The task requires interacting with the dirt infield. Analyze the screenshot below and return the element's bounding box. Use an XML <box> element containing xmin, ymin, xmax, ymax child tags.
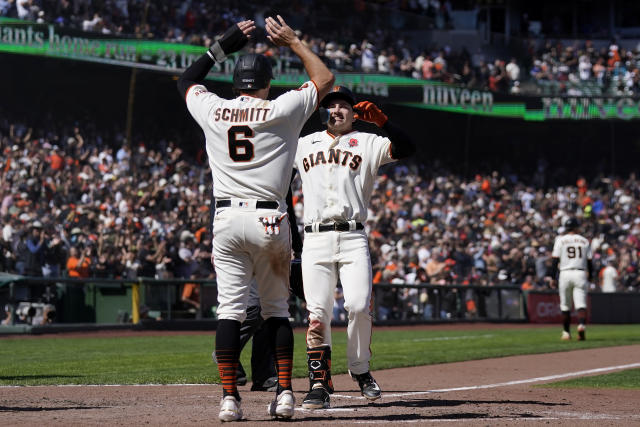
<box><xmin>1</xmin><ymin>327</ymin><xmax>639</xmax><ymax>426</ymax></box>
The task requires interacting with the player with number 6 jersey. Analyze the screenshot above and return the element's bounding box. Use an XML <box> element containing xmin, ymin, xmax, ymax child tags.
<box><xmin>550</xmin><ymin>217</ymin><xmax>592</xmax><ymax>341</ymax></box>
<box><xmin>177</xmin><ymin>16</ymin><xmax>334</xmax><ymax>422</ymax></box>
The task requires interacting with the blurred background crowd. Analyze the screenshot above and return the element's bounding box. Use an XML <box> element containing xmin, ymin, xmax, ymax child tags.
<box><xmin>2</xmin><ymin>113</ymin><xmax>638</xmax><ymax>294</ymax></box>
<box><xmin>5</xmin><ymin>0</ymin><xmax>640</xmax><ymax>96</ymax></box>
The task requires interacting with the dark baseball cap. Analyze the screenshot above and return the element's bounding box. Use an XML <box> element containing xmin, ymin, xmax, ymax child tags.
<box><xmin>321</xmin><ymin>85</ymin><xmax>356</xmax><ymax>108</ymax></box>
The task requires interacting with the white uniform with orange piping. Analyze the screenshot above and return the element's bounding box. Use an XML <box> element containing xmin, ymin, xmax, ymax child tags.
<box><xmin>185</xmin><ymin>81</ymin><xmax>318</xmax><ymax>322</ymax></box>
<box><xmin>294</xmin><ymin>129</ymin><xmax>394</xmax><ymax>374</ymax></box>
<box><xmin>552</xmin><ymin>233</ymin><xmax>591</xmax><ymax>312</ymax></box>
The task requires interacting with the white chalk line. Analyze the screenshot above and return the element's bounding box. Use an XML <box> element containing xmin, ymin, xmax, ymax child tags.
<box><xmin>333</xmin><ymin>361</ymin><xmax>640</xmax><ymax>399</ymax></box>
<box><xmin>349</xmin><ymin>410</ymin><xmax>640</xmax><ymax>424</ymax></box>
<box><xmin>2</xmin><ymin>362</ymin><xmax>639</xmax><ymax>399</ymax></box>
<box><xmin>411</xmin><ymin>334</ymin><xmax>495</xmax><ymax>342</ymax></box>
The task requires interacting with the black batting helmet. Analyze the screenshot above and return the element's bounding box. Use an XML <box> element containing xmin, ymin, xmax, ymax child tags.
<box><xmin>321</xmin><ymin>85</ymin><xmax>356</xmax><ymax>108</ymax></box>
<box><xmin>564</xmin><ymin>217</ymin><xmax>580</xmax><ymax>231</ymax></box>
<box><xmin>232</xmin><ymin>53</ymin><xmax>273</xmax><ymax>90</ymax></box>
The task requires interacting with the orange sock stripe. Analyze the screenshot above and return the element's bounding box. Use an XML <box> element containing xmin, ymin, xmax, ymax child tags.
<box><xmin>216</xmin><ymin>348</ymin><xmax>239</xmax><ymax>396</ymax></box>
<box><xmin>275</xmin><ymin>346</ymin><xmax>293</xmax><ymax>389</ymax></box>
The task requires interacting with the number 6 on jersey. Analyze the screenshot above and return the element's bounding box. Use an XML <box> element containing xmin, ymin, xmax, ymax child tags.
<box><xmin>228</xmin><ymin>125</ymin><xmax>254</xmax><ymax>161</ymax></box>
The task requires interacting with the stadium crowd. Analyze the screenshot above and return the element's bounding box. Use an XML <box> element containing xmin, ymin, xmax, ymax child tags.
<box><xmin>1</xmin><ymin>114</ymin><xmax>639</xmax><ymax>296</ymax></box>
<box><xmin>1</xmin><ymin>0</ymin><xmax>518</xmax><ymax>93</ymax></box>
<box><xmin>9</xmin><ymin>1</ymin><xmax>640</xmax><ymax>96</ymax></box>
<box><xmin>528</xmin><ymin>39</ymin><xmax>640</xmax><ymax>96</ymax></box>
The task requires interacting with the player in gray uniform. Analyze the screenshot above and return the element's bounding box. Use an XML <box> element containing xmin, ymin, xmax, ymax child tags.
<box><xmin>293</xmin><ymin>86</ymin><xmax>415</xmax><ymax>409</ymax></box>
<box><xmin>550</xmin><ymin>217</ymin><xmax>592</xmax><ymax>341</ymax></box>
<box><xmin>178</xmin><ymin>17</ymin><xmax>334</xmax><ymax>421</ymax></box>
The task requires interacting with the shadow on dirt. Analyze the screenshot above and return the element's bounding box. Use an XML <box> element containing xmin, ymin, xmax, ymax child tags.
<box><xmin>0</xmin><ymin>406</ymin><xmax>105</xmax><ymax>412</ymax></box>
<box><xmin>338</xmin><ymin>398</ymin><xmax>569</xmax><ymax>409</ymax></box>
<box><xmin>294</xmin><ymin>399</ymin><xmax>570</xmax><ymax>422</ymax></box>
<box><xmin>295</xmin><ymin>412</ymin><xmax>549</xmax><ymax>422</ymax></box>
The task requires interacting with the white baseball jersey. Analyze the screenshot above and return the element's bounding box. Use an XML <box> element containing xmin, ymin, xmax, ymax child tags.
<box><xmin>186</xmin><ymin>82</ymin><xmax>318</xmax><ymax>203</ymax></box>
<box><xmin>294</xmin><ymin>130</ymin><xmax>394</xmax><ymax>224</ymax></box>
<box><xmin>552</xmin><ymin>234</ymin><xmax>591</xmax><ymax>271</ymax></box>
<box><xmin>295</xmin><ymin>128</ymin><xmax>395</xmax><ymax>375</ymax></box>
<box><xmin>185</xmin><ymin>81</ymin><xmax>318</xmax><ymax>322</ymax></box>
<box><xmin>552</xmin><ymin>233</ymin><xmax>591</xmax><ymax>312</ymax></box>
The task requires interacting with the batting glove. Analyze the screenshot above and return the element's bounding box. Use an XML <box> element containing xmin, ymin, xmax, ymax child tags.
<box><xmin>354</xmin><ymin>101</ymin><xmax>388</xmax><ymax>127</ymax></box>
<box><xmin>259</xmin><ymin>214</ymin><xmax>287</xmax><ymax>235</ymax></box>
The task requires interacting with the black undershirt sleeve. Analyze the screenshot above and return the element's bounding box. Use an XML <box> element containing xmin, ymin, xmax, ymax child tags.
<box><xmin>177</xmin><ymin>53</ymin><xmax>215</xmax><ymax>99</ymax></box>
<box><xmin>383</xmin><ymin>120</ymin><xmax>416</xmax><ymax>159</ymax></box>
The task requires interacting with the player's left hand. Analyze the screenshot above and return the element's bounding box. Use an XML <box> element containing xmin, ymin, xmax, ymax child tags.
<box><xmin>354</xmin><ymin>101</ymin><xmax>388</xmax><ymax>127</ymax></box>
<box><xmin>210</xmin><ymin>20</ymin><xmax>255</xmax><ymax>62</ymax></box>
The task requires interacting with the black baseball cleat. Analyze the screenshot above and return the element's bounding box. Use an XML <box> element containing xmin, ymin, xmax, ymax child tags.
<box><xmin>302</xmin><ymin>386</ymin><xmax>330</xmax><ymax>409</ymax></box>
<box><xmin>351</xmin><ymin>371</ymin><xmax>382</xmax><ymax>401</ymax></box>
<box><xmin>577</xmin><ymin>324</ymin><xmax>586</xmax><ymax>341</ymax></box>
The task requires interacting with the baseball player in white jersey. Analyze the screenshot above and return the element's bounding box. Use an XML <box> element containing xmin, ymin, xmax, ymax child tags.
<box><xmin>294</xmin><ymin>86</ymin><xmax>415</xmax><ymax>409</ymax></box>
<box><xmin>177</xmin><ymin>17</ymin><xmax>334</xmax><ymax>422</ymax></box>
<box><xmin>551</xmin><ymin>217</ymin><xmax>593</xmax><ymax>341</ymax></box>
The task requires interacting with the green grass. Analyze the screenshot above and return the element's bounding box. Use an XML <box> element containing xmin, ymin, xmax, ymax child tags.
<box><xmin>541</xmin><ymin>368</ymin><xmax>640</xmax><ymax>389</ymax></box>
<box><xmin>1</xmin><ymin>324</ymin><xmax>639</xmax><ymax>386</ymax></box>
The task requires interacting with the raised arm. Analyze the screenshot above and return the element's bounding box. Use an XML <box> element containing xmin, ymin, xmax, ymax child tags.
<box><xmin>177</xmin><ymin>20</ymin><xmax>256</xmax><ymax>99</ymax></box>
<box><xmin>353</xmin><ymin>101</ymin><xmax>416</xmax><ymax>159</ymax></box>
<box><xmin>265</xmin><ymin>15</ymin><xmax>335</xmax><ymax>102</ymax></box>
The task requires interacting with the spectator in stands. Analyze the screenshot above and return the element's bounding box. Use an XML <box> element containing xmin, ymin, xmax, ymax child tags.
<box><xmin>181</xmin><ymin>277</ymin><xmax>200</xmax><ymax>314</ymax></box>
<box><xmin>42</xmin><ymin>231</ymin><xmax>66</xmax><ymax>278</ymax></box>
<box><xmin>361</xmin><ymin>42</ymin><xmax>376</xmax><ymax>73</ymax></box>
<box><xmin>25</xmin><ymin>221</ymin><xmax>45</xmax><ymax>276</ymax></box>
<box><xmin>506</xmin><ymin>58</ymin><xmax>520</xmax><ymax>83</ymax></box>
<box><xmin>66</xmin><ymin>246</ymin><xmax>91</xmax><ymax>278</ymax></box>
<box><xmin>600</xmin><ymin>259</ymin><xmax>619</xmax><ymax>293</ymax></box>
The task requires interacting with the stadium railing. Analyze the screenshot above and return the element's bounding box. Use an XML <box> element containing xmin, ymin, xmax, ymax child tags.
<box><xmin>0</xmin><ymin>276</ymin><xmax>529</xmax><ymax>329</ymax></box>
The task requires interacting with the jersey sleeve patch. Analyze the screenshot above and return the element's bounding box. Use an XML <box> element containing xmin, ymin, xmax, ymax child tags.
<box><xmin>185</xmin><ymin>84</ymin><xmax>218</xmax><ymax>129</ymax></box>
<box><xmin>186</xmin><ymin>84</ymin><xmax>208</xmax><ymax>101</ymax></box>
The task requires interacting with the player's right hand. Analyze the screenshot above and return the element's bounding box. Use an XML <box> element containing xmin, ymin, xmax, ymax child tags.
<box><xmin>265</xmin><ymin>15</ymin><xmax>298</xmax><ymax>47</ymax></box>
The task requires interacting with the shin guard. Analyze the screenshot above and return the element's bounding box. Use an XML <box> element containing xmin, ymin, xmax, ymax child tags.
<box><xmin>307</xmin><ymin>346</ymin><xmax>334</xmax><ymax>393</ymax></box>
